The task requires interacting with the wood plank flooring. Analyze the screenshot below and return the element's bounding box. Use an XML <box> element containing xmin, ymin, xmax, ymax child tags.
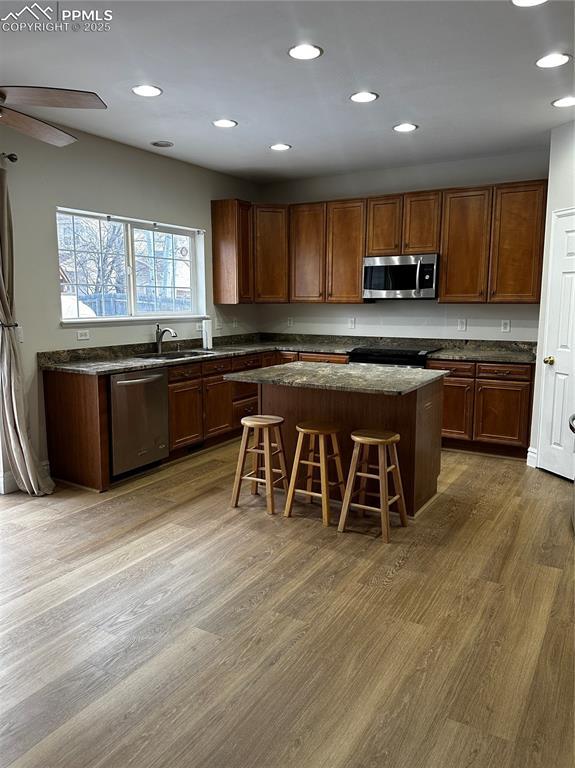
<box><xmin>0</xmin><ymin>442</ymin><xmax>573</xmax><ymax>768</ymax></box>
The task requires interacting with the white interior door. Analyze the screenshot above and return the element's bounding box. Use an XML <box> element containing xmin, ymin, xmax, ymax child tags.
<box><xmin>538</xmin><ymin>207</ymin><xmax>575</xmax><ymax>480</ymax></box>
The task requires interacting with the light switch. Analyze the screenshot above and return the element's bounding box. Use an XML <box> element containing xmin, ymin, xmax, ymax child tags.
<box><xmin>457</xmin><ymin>319</ymin><xmax>467</xmax><ymax>332</ymax></box>
<box><xmin>348</xmin><ymin>317</ymin><xmax>356</xmax><ymax>329</ymax></box>
<box><xmin>501</xmin><ymin>320</ymin><xmax>511</xmax><ymax>333</ymax></box>
<box><xmin>77</xmin><ymin>329</ymin><xmax>90</xmax><ymax>341</ymax></box>
<box><xmin>287</xmin><ymin>317</ymin><xmax>294</xmax><ymax>327</ymax></box>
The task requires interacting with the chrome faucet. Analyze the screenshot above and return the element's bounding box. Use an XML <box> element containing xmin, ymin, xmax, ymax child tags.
<box><xmin>155</xmin><ymin>324</ymin><xmax>177</xmax><ymax>354</ymax></box>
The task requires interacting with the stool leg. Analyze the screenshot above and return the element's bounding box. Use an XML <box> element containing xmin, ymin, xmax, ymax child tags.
<box><xmin>251</xmin><ymin>427</ymin><xmax>260</xmax><ymax>495</ymax></box>
<box><xmin>306</xmin><ymin>434</ymin><xmax>316</xmax><ymax>503</ymax></box>
<box><xmin>284</xmin><ymin>431</ymin><xmax>304</xmax><ymax>517</ymax></box>
<box><xmin>318</xmin><ymin>434</ymin><xmax>331</xmax><ymax>526</ymax></box>
<box><xmin>231</xmin><ymin>426</ymin><xmax>250</xmax><ymax>507</ymax></box>
<box><xmin>331</xmin><ymin>433</ymin><xmax>346</xmax><ymax>502</ymax></box>
<box><xmin>338</xmin><ymin>441</ymin><xmax>361</xmax><ymax>533</ymax></box>
<box><xmin>378</xmin><ymin>444</ymin><xmax>390</xmax><ymax>543</ymax></box>
<box><xmin>390</xmin><ymin>443</ymin><xmax>408</xmax><ymax>527</ymax></box>
<box><xmin>263</xmin><ymin>427</ymin><xmax>275</xmax><ymax>515</ymax></box>
<box><xmin>358</xmin><ymin>444</ymin><xmax>369</xmax><ymax>511</ymax></box>
<box><xmin>274</xmin><ymin>425</ymin><xmax>289</xmax><ymax>494</ymax></box>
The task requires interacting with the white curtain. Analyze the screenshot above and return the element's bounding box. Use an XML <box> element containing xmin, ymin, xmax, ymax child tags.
<box><xmin>0</xmin><ymin>162</ymin><xmax>54</xmax><ymax>495</ymax></box>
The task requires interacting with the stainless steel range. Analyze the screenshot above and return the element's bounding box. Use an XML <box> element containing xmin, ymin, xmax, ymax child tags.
<box><xmin>348</xmin><ymin>346</ymin><xmax>442</xmax><ymax>368</ymax></box>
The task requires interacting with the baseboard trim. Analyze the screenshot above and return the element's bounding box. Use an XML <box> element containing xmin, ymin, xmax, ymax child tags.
<box><xmin>527</xmin><ymin>447</ymin><xmax>538</xmax><ymax>468</ymax></box>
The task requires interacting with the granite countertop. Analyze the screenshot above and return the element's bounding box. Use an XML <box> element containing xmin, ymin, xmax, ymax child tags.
<box><xmin>226</xmin><ymin>361</ymin><xmax>448</xmax><ymax>396</ymax></box>
<box><xmin>38</xmin><ymin>335</ymin><xmax>536</xmax><ymax>375</ymax></box>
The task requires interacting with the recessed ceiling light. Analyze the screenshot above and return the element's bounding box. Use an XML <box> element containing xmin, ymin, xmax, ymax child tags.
<box><xmin>132</xmin><ymin>84</ymin><xmax>163</xmax><ymax>98</ymax></box>
<box><xmin>552</xmin><ymin>95</ymin><xmax>575</xmax><ymax>108</ymax></box>
<box><xmin>393</xmin><ymin>123</ymin><xmax>418</xmax><ymax>133</ymax></box>
<box><xmin>151</xmin><ymin>141</ymin><xmax>174</xmax><ymax>148</ymax></box>
<box><xmin>511</xmin><ymin>0</ymin><xmax>548</xmax><ymax>6</ymax></box>
<box><xmin>350</xmin><ymin>91</ymin><xmax>379</xmax><ymax>103</ymax></box>
<box><xmin>270</xmin><ymin>143</ymin><xmax>292</xmax><ymax>151</ymax></box>
<box><xmin>288</xmin><ymin>43</ymin><xmax>323</xmax><ymax>60</ymax></box>
<box><xmin>536</xmin><ymin>52</ymin><xmax>571</xmax><ymax>68</ymax></box>
<box><xmin>212</xmin><ymin>119</ymin><xmax>238</xmax><ymax>128</ymax></box>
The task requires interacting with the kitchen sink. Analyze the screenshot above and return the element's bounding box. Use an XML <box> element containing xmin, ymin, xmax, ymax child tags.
<box><xmin>135</xmin><ymin>350</ymin><xmax>215</xmax><ymax>360</ymax></box>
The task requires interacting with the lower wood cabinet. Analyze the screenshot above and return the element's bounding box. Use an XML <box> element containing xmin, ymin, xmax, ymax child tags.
<box><xmin>232</xmin><ymin>397</ymin><xmax>258</xmax><ymax>427</ymax></box>
<box><xmin>276</xmin><ymin>351</ymin><xmax>299</xmax><ymax>363</ymax></box>
<box><xmin>473</xmin><ymin>379</ymin><xmax>531</xmax><ymax>447</ymax></box>
<box><xmin>442</xmin><ymin>377</ymin><xmax>475</xmax><ymax>440</ymax></box>
<box><xmin>261</xmin><ymin>351</ymin><xmax>277</xmax><ymax>367</ymax></box>
<box><xmin>168</xmin><ymin>378</ymin><xmax>204</xmax><ymax>450</ymax></box>
<box><xmin>203</xmin><ymin>376</ymin><xmax>233</xmax><ymax>438</ymax></box>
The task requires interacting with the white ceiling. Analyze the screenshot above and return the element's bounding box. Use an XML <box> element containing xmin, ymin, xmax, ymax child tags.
<box><xmin>1</xmin><ymin>0</ymin><xmax>573</xmax><ymax>181</ymax></box>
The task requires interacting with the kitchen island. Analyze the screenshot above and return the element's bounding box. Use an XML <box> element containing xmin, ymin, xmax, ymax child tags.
<box><xmin>226</xmin><ymin>362</ymin><xmax>448</xmax><ymax>516</ymax></box>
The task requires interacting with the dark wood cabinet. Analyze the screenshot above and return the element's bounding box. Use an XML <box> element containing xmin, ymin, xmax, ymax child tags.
<box><xmin>473</xmin><ymin>379</ymin><xmax>531</xmax><ymax>447</ymax></box>
<box><xmin>290</xmin><ymin>203</ymin><xmax>326</xmax><ymax>302</ymax></box>
<box><xmin>402</xmin><ymin>191</ymin><xmax>441</xmax><ymax>254</ymax></box>
<box><xmin>277</xmin><ymin>351</ymin><xmax>299</xmax><ymax>363</ymax></box>
<box><xmin>326</xmin><ymin>199</ymin><xmax>366</xmax><ymax>303</ymax></box>
<box><xmin>366</xmin><ymin>195</ymin><xmax>402</xmax><ymax>255</ymax></box>
<box><xmin>488</xmin><ymin>180</ymin><xmax>546</xmax><ymax>303</ymax></box>
<box><xmin>254</xmin><ymin>204</ymin><xmax>289</xmax><ymax>303</ymax></box>
<box><xmin>212</xmin><ymin>199</ymin><xmax>253</xmax><ymax>304</ymax></box>
<box><xmin>261</xmin><ymin>351</ymin><xmax>278</xmax><ymax>367</ymax></box>
<box><xmin>439</xmin><ymin>188</ymin><xmax>492</xmax><ymax>303</ymax></box>
<box><xmin>203</xmin><ymin>376</ymin><xmax>233</xmax><ymax>438</ymax></box>
<box><xmin>442</xmin><ymin>377</ymin><xmax>475</xmax><ymax>440</ymax></box>
<box><xmin>168</xmin><ymin>378</ymin><xmax>203</xmax><ymax>450</ymax></box>
<box><xmin>298</xmin><ymin>353</ymin><xmax>348</xmax><ymax>364</ymax></box>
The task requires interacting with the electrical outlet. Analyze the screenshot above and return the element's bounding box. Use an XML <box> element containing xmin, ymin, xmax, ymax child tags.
<box><xmin>215</xmin><ymin>318</ymin><xmax>223</xmax><ymax>331</ymax></box>
<box><xmin>232</xmin><ymin>319</ymin><xmax>238</xmax><ymax>329</ymax></box>
<box><xmin>348</xmin><ymin>317</ymin><xmax>356</xmax><ymax>330</ymax></box>
<box><xmin>501</xmin><ymin>319</ymin><xmax>511</xmax><ymax>333</ymax></box>
<box><xmin>457</xmin><ymin>319</ymin><xmax>467</xmax><ymax>332</ymax></box>
<box><xmin>77</xmin><ymin>329</ymin><xmax>90</xmax><ymax>341</ymax></box>
<box><xmin>287</xmin><ymin>317</ymin><xmax>294</xmax><ymax>328</ymax></box>
<box><xmin>195</xmin><ymin>321</ymin><xmax>203</xmax><ymax>332</ymax></box>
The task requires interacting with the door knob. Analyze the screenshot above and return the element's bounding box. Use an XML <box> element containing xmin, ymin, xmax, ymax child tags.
<box><xmin>543</xmin><ymin>355</ymin><xmax>555</xmax><ymax>365</ymax></box>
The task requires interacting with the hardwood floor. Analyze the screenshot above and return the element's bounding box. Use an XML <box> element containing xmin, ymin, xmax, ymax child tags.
<box><xmin>0</xmin><ymin>442</ymin><xmax>572</xmax><ymax>768</ymax></box>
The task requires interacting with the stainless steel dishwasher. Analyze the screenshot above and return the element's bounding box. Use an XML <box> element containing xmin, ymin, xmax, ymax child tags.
<box><xmin>110</xmin><ymin>369</ymin><xmax>169</xmax><ymax>475</ymax></box>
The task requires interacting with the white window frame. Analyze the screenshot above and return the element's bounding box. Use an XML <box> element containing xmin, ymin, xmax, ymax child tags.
<box><xmin>57</xmin><ymin>207</ymin><xmax>207</xmax><ymax>327</ymax></box>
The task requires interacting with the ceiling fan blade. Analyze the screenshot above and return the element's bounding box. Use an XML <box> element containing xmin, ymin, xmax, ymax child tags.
<box><xmin>0</xmin><ymin>106</ymin><xmax>77</xmax><ymax>147</ymax></box>
<box><xmin>0</xmin><ymin>86</ymin><xmax>106</xmax><ymax>109</ymax></box>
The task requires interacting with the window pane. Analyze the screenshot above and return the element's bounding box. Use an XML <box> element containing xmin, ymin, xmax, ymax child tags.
<box><xmin>100</xmin><ymin>220</ymin><xmax>125</xmax><ymax>253</ymax></box>
<box><xmin>56</xmin><ymin>213</ymin><xmax>74</xmax><ymax>249</ymax></box>
<box><xmin>153</xmin><ymin>231</ymin><xmax>172</xmax><ymax>258</ymax></box>
<box><xmin>74</xmin><ymin>217</ymin><xmax>100</xmax><ymax>252</ymax></box>
<box><xmin>174</xmin><ymin>234</ymin><xmax>191</xmax><ymax>261</ymax></box>
<box><xmin>155</xmin><ymin>286</ymin><xmax>175</xmax><ymax>313</ymax></box>
<box><xmin>75</xmin><ymin>252</ymin><xmax>100</xmax><ymax>287</ymax></box>
<box><xmin>174</xmin><ymin>260</ymin><xmax>191</xmax><ymax>289</ymax></box>
<box><xmin>136</xmin><ymin>286</ymin><xmax>157</xmax><ymax>313</ymax></box>
<box><xmin>154</xmin><ymin>258</ymin><xmax>173</xmax><ymax>288</ymax></box>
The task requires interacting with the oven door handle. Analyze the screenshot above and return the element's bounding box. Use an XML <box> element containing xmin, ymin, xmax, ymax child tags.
<box><xmin>415</xmin><ymin>258</ymin><xmax>422</xmax><ymax>296</ymax></box>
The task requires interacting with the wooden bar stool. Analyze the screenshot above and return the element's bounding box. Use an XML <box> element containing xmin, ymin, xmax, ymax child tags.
<box><xmin>338</xmin><ymin>430</ymin><xmax>408</xmax><ymax>543</ymax></box>
<box><xmin>231</xmin><ymin>415</ymin><xmax>289</xmax><ymax>515</ymax></box>
<box><xmin>284</xmin><ymin>421</ymin><xmax>345</xmax><ymax>526</ymax></box>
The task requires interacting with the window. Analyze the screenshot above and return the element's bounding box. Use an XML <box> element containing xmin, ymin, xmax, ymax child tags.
<box><xmin>56</xmin><ymin>209</ymin><xmax>204</xmax><ymax>320</ymax></box>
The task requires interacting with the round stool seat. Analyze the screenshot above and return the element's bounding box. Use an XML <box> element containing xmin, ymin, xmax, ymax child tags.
<box><xmin>241</xmin><ymin>414</ymin><xmax>284</xmax><ymax>428</ymax></box>
<box><xmin>351</xmin><ymin>429</ymin><xmax>400</xmax><ymax>445</ymax></box>
<box><xmin>296</xmin><ymin>420</ymin><xmax>340</xmax><ymax>435</ymax></box>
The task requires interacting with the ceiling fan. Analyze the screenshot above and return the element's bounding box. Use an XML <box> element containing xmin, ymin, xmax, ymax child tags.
<box><xmin>0</xmin><ymin>86</ymin><xmax>107</xmax><ymax>147</ymax></box>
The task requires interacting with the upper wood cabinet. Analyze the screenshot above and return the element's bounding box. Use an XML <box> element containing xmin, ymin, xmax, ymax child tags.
<box><xmin>326</xmin><ymin>199</ymin><xmax>366</xmax><ymax>303</ymax></box>
<box><xmin>366</xmin><ymin>195</ymin><xmax>403</xmax><ymax>255</ymax></box>
<box><xmin>402</xmin><ymin>191</ymin><xmax>442</xmax><ymax>254</ymax></box>
<box><xmin>211</xmin><ymin>199</ymin><xmax>253</xmax><ymax>304</ymax></box>
<box><xmin>254</xmin><ymin>204</ymin><xmax>289</xmax><ymax>303</ymax></box>
<box><xmin>488</xmin><ymin>180</ymin><xmax>546</xmax><ymax>303</ymax></box>
<box><xmin>290</xmin><ymin>203</ymin><xmax>326</xmax><ymax>303</ymax></box>
<box><xmin>439</xmin><ymin>187</ymin><xmax>492</xmax><ymax>303</ymax></box>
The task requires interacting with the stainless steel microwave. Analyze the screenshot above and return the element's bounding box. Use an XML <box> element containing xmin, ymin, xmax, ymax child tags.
<box><xmin>363</xmin><ymin>254</ymin><xmax>438</xmax><ymax>299</ymax></box>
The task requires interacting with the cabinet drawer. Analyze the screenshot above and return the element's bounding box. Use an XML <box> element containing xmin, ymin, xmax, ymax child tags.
<box><xmin>233</xmin><ymin>381</ymin><xmax>258</xmax><ymax>401</ymax></box>
<box><xmin>427</xmin><ymin>360</ymin><xmax>476</xmax><ymax>378</ymax></box>
<box><xmin>202</xmin><ymin>357</ymin><xmax>232</xmax><ymax>376</ymax></box>
<box><xmin>168</xmin><ymin>363</ymin><xmax>202</xmax><ymax>383</ymax></box>
<box><xmin>298</xmin><ymin>353</ymin><xmax>349</xmax><ymax>364</ymax></box>
<box><xmin>476</xmin><ymin>363</ymin><xmax>531</xmax><ymax>381</ymax></box>
<box><xmin>233</xmin><ymin>397</ymin><xmax>259</xmax><ymax>427</ymax></box>
<box><xmin>277</xmin><ymin>351</ymin><xmax>299</xmax><ymax>363</ymax></box>
<box><xmin>261</xmin><ymin>352</ymin><xmax>278</xmax><ymax>367</ymax></box>
<box><xmin>231</xmin><ymin>354</ymin><xmax>262</xmax><ymax>371</ymax></box>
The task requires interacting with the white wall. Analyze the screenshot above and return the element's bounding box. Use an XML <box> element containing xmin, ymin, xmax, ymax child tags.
<box><xmin>258</xmin><ymin>147</ymin><xmax>550</xmax><ymax>203</ymax></box>
<box><xmin>257</xmin><ymin>147</ymin><xmax>547</xmax><ymax>341</ymax></box>
<box><xmin>257</xmin><ymin>302</ymin><xmax>539</xmax><ymax>342</ymax></box>
<box><xmin>0</xmin><ymin>126</ymin><xmax>259</xmax><ymax>463</ymax></box>
<box><xmin>529</xmin><ymin>121</ymin><xmax>575</xmax><ymax>460</ymax></box>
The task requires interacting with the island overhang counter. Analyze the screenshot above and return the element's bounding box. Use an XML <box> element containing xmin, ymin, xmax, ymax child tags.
<box><xmin>226</xmin><ymin>362</ymin><xmax>448</xmax><ymax>517</ymax></box>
